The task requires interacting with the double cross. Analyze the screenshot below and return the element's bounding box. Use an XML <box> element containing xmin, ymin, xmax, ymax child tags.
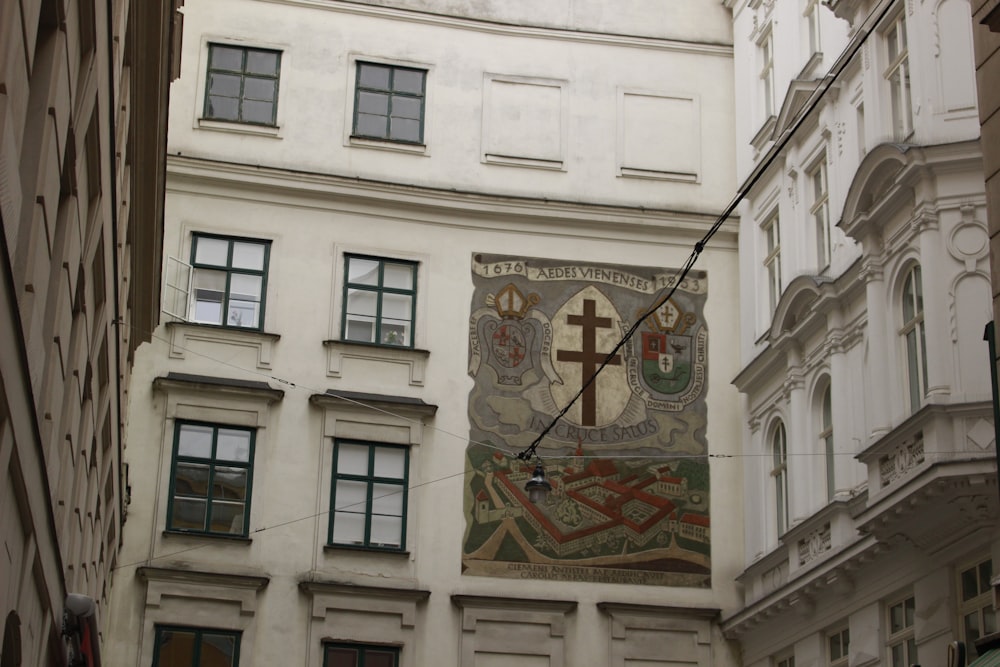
<box><xmin>555</xmin><ymin>299</ymin><xmax>621</xmax><ymax>426</ymax></box>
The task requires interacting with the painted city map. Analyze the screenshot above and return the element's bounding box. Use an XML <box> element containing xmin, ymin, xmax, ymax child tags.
<box><xmin>463</xmin><ymin>253</ymin><xmax>711</xmax><ymax>587</ymax></box>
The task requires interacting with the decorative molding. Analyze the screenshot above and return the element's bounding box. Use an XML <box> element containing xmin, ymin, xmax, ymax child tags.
<box><xmin>166</xmin><ymin>321</ymin><xmax>281</xmax><ymax>370</ymax></box>
<box><xmin>152</xmin><ymin>372</ymin><xmax>285</xmax><ymax>403</ymax></box>
<box><xmin>452</xmin><ymin>595</ymin><xmax>577</xmax><ymax>667</ymax></box>
<box><xmin>878</xmin><ymin>434</ymin><xmax>925</xmax><ymax>488</ymax></box>
<box><xmin>300</xmin><ymin>580</ymin><xmax>430</xmax><ymax>627</ymax></box>
<box><xmin>323</xmin><ymin>340</ymin><xmax>430</xmax><ymax>386</ymax></box>
<box><xmin>797</xmin><ymin>522</ymin><xmax>832</xmax><ymax>565</ymax></box>
<box><xmin>138</xmin><ymin>566</ymin><xmax>269</xmax><ymax>616</ymax></box>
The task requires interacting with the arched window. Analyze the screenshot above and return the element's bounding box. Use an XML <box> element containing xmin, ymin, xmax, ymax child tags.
<box><xmin>820</xmin><ymin>385</ymin><xmax>834</xmax><ymax>501</ymax></box>
<box><xmin>901</xmin><ymin>265</ymin><xmax>927</xmax><ymax>412</ymax></box>
<box><xmin>770</xmin><ymin>422</ymin><xmax>789</xmax><ymax>535</ymax></box>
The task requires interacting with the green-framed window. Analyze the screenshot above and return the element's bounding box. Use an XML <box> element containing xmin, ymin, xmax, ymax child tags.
<box><xmin>960</xmin><ymin>559</ymin><xmax>996</xmax><ymax>658</ymax></box>
<box><xmin>887</xmin><ymin>596</ymin><xmax>916</xmax><ymax>667</ymax></box>
<box><xmin>190</xmin><ymin>234</ymin><xmax>270</xmax><ymax>330</ymax></box>
<box><xmin>329</xmin><ymin>440</ymin><xmax>408</xmax><ymax>551</ymax></box>
<box><xmin>342</xmin><ymin>255</ymin><xmax>417</xmax><ymax>348</ymax></box>
<box><xmin>204</xmin><ymin>44</ymin><xmax>281</xmax><ymax>125</ymax></box>
<box><xmin>352</xmin><ymin>62</ymin><xmax>426</xmax><ymax>144</ymax></box>
<box><xmin>324</xmin><ymin>642</ymin><xmax>399</xmax><ymax>667</ymax></box>
<box><xmin>153</xmin><ymin>625</ymin><xmax>241</xmax><ymax>667</ymax></box>
<box><xmin>167</xmin><ymin>422</ymin><xmax>255</xmax><ymax>537</ymax></box>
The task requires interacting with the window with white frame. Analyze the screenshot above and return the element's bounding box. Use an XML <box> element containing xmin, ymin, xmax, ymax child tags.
<box><xmin>808</xmin><ymin>155</ymin><xmax>831</xmax><ymax>270</ymax></box>
<box><xmin>189</xmin><ymin>234</ymin><xmax>270</xmax><ymax>330</ymax></box>
<box><xmin>776</xmin><ymin>652</ymin><xmax>795</xmax><ymax>667</ymax></box>
<box><xmin>828</xmin><ymin>626</ymin><xmax>849</xmax><ymax>667</ymax></box>
<box><xmin>353</xmin><ymin>62</ymin><xmax>426</xmax><ymax>144</ymax></box>
<box><xmin>204</xmin><ymin>44</ymin><xmax>281</xmax><ymax>126</ymax></box>
<box><xmin>759</xmin><ymin>29</ymin><xmax>776</xmax><ymax>119</ymax></box>
<box><xmin>805</xmin><ymin>0</ymin><xmax>822</xmax><ymax>55</ymax></box>
<box><xmin>329</xmin><ymin>440</ymin><xmax>409</xmax><ymax>551</ymax></box>
<box><xmin>886</xmin><ymin>596</ymin><xmax>916</xmax><ymax>667</ymax></box>
<box><xmin>771</xmin><ymin>421</ymin><xmax>789</xmax><ymax>535</ymax></box>
<box><xmin>763</xmin><ymin>211</ymin><xmax>782</xmax><ymax>314</ymax></box>
<box><xmin>819</xmin><ymin>383</ymin><xmax>834</xmax><ymax>501</ymax></box>
<box><xmin>900</xmin><ymin>265</ymin><xmax>927</xmax><ymax>413</ymax></box>
<box><xmin>960</xmin><ymin>559</ymin><xmax>996</xmax><ymax>658</ymax></box>
<box><xmin>884</xmin><ymin>13</ymin><xmax>912</xmax><ymax>140</ymax></box>
<box><xmin>342</xmin><ymin>254</ymin><xmax>417</xmax><ymax>348</ymax></box>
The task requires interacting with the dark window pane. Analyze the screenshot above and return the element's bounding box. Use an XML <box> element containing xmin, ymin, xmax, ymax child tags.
<box><xmin>359</xmin><ymin>63</ymin><xmax>391</xmax><ymax>89</ymax></box>
<box><xmin>209</xmin><ymin>500</ymin><xmax>246</xmax><ymax>534</ymax></box>
<box><xmin>391</xmin><ymin>96</ymin><xmax>421</xmax><ymax>120</ymax></box>
<box><xmin>156</xmin><ymin>630</ymin><xmax>197</xmax><ymax>667</ymax></box>
<box><xmin>207</xmin><ymin>96</ymin><xmax>239</xmax><ymax>120</ymax></box>
<box><xmin>366</xmin><ymin>650</ymin><xmax>397</xmax><ymax>667</ymax></box>
<box><xmin>212</xmin><ymin>467</ymin><xmax>248</xmax><ymax>500</ymax></box>
<box><xmin>170</xmin><ymin>498</ymin><xmax>207</xmax><ymax>530</ymax></box>
<box><xmin>208</xmin><ymin>73</ymin><xmax>242</xmax><ymax>98</ymax></box>
<box><xmin>245</xmin><ymin>50</ymin><xmax>279</xmax><ymax>75</ymax></box>
<box><xmin>174</xmin><ymin>463</ymin><xmax>210</xmax><ymax>497</ymax></box>
<box><xmin>327</xmin><ymin>647</ymin><xmax>359</xmax><ymax>667</ymax></box>
<box><xmin>389</xmin><ymin>117</ymin><xmax>420</xmax><ymax>142</ymax></box>
<box><xmin>243</xmin><ymin>77</ymin><xmax>276</xmax><ymax>102</ymax></box>
<box><xmin>392</xmin><ymin>69</ymin><xmax>424</xmax><ymax>94</ymax></box>
<box><xmin>356</xmin><ymin>113</ymin><xmax>388</xmax><ymax>137</ymax></box>
<box><xmin>242</xmin><ymin>100</ymin><xmax>275</xmax><ymax>124</ymax></box>
<box><xmin>210</xmin><ymin>46</ymin><xmax>244</xmax><ymax>71</ymax></box>
<box><xmin>963</xmin><ymin>567</ymin><xmax>980</xmax><ymax>601</ymax></box>
<box><xmin>358</xmin><ymin>91</ymin><xmax>389</xmax><ymax>115</ymax></box>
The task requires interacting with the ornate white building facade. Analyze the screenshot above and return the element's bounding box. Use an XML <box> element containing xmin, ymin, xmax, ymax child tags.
<box><xmin>104</xmin><ymin>1</ymin><xmax>747</xmax><ymax>666</ymax></box>
<box><xmin>722</xmin><ymin>0</ymin><xmax>998</xmax><ymax>665</ymax></box>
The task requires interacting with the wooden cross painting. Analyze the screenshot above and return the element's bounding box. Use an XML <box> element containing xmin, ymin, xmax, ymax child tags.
<box><xmin>463</xmin><ymin>253</ymin><xmax>711</xmax><ymax>587</ymax></box>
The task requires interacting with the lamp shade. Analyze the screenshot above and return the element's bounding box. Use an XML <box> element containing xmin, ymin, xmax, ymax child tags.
<box><xmin>524</xmin><ymin>464</ymin><xmax>552</xmax><ymax>504</ymax></box>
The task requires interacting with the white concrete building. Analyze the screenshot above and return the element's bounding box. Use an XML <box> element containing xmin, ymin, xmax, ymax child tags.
<box><xmin>105</xmin><ymin>1</ymin><xmax>746</xmax><ymax>666</ymax></box>
<box><xmin>721</xmin><ymin>0</ymin><xmax>997</xmax><ymax>665</ymax></box>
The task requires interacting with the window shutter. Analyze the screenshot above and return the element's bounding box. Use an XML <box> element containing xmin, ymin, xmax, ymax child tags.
<box><xmin>162</xmin><ymin>255</ymin><xmax>193</xmax><ymax>321</ymax></box>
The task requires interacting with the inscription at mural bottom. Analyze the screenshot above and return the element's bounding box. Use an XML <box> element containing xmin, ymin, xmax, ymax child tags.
<box><xmin>463</xmin><ymin>253</ymin><xmax>711</xmax><ymax>587</ymax></box>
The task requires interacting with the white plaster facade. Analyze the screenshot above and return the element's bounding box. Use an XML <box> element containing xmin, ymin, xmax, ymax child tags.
<box><xmin>722</xmin><ymin>0</ymin><xmax>998</xmax><ymax>665</ymax></box>
<box><xmin>105</xmin><ymin>1</ymin><xmax>745</xmax><ymax>666</ymax></box>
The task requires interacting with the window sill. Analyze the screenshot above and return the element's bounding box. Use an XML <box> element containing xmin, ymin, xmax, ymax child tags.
<box><xmin>197</xmin><ymin>117</ymin><xmax>282</xmax><ymax>138</ymax></box>
<box><xmin>618</xmin><ymin>167</ymin><xmax>698</xmax><ymax>183</ymax></box>
<box><xmin>483</xmin><ymin>153</ymin><xmax>564</xmax><ymax>171</ymax></box>
<box><xmin>163</xmin><ymin>530</ymin><xmax>252</xmax><ymax>543</ymax></box>
<box><xmin>348</xmin><ymin>135</ymin><xmax>428</xmax><ymax>155</ymax></box>
<box><xmin>324</xmin><ymin>544</ymin><xmax>409</xmax><ymax>556</ymax></box>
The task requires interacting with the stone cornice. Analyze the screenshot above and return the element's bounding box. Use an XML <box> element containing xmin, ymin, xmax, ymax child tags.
<box><xmin>137</xmin><ymin>565</ymin><xmax>270</xmax><ymax>590</ymax></box>
<box><xmin>253</xmin><ymin>0</ymin><xmax>734</xmax><ymax>56</ymax></box>
<box><xmin>166</xmin><ymin>156</ymin><xmax>736</xmax><ymax>247</ymax></box>
<box><xmin>153</xmin><ymin>372</ymin><xmax>285</xmax><ymax>402</ymax></box>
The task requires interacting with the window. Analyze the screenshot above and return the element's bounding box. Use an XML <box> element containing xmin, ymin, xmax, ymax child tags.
<box><xmin>759</xmin><ymin>30</ymin><xmax>776</xmax><ymax>119</ymax></box>
<box><xmin>884</xmin><ymin>14</ymin><xmax>912</xmax><ymax>139</ymax></box>
<box><xmin>901</xmin><ymin>265</ymin><xmax>927</xmax><ymax>413</ymax></box>
<box><xmin>820</xmin><ymin>384</ymin><xmax>834</xmax><ymax>501</ymax></box>
<box><xmin>324</xmin><ymin>643</ymin><xmax>399</xmax><ymax>667</ymax></box>
<box><xmin>342</xmin><ymin>255</ymin><xmax>417</xmax><ymax>347</ymax></box>
<box><xmin>204</xmin><ymin>44</ymin><xmax>280</xmax><ymax>125</ymax></box>
<box><xmin>960</xmin><ymin>559</ymin><xmax>996</xmax><ymax>658</ymax></box>
<box><xmin>828</xmin><ymin>627</ymin><xmax>849</xmax><ymax>667</ymax></box>
<box><xmin>776</xmin><ymin>654</ymin><xmax>795</xmax><ymax>667</ymax></box>
<box><xmin>808</xmin><ymin>156</ymin><xmax>831</xmax><ymax>270</ymax></box>
<box><xmin>190</xmin><ymin>234</ymin><xmax>270</xmax><ymax>330</ymax></box>
<box><xmin>329</xmin><ymin>440</ymin><xmax>408</xmax><ymax>550</ymax></box>
<box><xmin>805</xmin><ymin>0</ymin><xmax>822</xmax><ymax>54</ymax></box>
<box><xmin>353</xmin><ymin>62</ymin><xmax>426</xmax><ymax>144</ymax></box>
<box><xmin>887</xmin><ymin>596</ymin><xmax>916</xmax><ymax>667</ymax></box>
<box><xmin>763</xmin><ymin>212</ymin><xmax>782</xmax><ymax>313</ymax></box>
<box><xmin>167</xmin><ymin>422</ymin><xmax>255</xmax><ymax>537</ymax></box>
<box><xmin>153</xmin><ymin>626</ymin><xmax>241</xmax><ymax>667</ymax></box>
<box><xmin>771</xmin><ymin>421</ymin><xmax>789</xmax><ymax>535</ymax></box>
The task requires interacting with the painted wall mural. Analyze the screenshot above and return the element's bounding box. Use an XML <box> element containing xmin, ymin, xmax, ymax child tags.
<box><xmin>463</xmin><ymin>253</ymin><xmax>711</xmax><ymax>587</ymax></box>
